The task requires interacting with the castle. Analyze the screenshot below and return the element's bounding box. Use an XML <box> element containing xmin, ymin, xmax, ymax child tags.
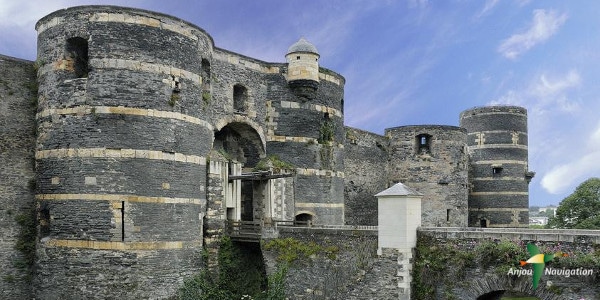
<box><xmin>0</xmin><ymin>6</ymin><xmax>534</xmax><ymax>299</ymax></box>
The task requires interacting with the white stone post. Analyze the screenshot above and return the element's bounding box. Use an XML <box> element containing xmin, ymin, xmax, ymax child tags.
<box><xmin>376</xmin><ymin>183</ymin><xmax>423</xmax><ymax>300</ymax></box>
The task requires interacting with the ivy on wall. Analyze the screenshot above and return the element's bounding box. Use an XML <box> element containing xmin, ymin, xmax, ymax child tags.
<box><xmin>412</xmin><ymin>236</ymin><xmax>600</xmax><ymax>299</ymax></box>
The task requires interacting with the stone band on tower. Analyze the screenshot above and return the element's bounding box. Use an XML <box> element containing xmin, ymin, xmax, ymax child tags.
<box><xmin>460</xmin><ymin>106</ymin><xmax>534</xmax><ymax>228</ymax></box>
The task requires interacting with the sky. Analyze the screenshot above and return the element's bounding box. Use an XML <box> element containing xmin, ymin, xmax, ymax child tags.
<box><xmin>1</xmin><ymin>0</ymin><xmax>598</xmax><ymax>207</ymax></box>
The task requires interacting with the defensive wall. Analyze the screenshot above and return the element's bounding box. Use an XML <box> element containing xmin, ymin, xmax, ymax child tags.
<box><xmin>262</xmin><ymin>226</ymin><xmax>600</xmax><ymax>300</ymax></box>
<box><xmin>0</xmin><ymin>55</ymin><xmax>37</xmax><ymax>299</ymax></box>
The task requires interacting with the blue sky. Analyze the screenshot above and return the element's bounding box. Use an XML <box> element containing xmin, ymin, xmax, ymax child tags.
<box><xmin>1</xmin><ymin>0</ymin><xmax>598</xmax><ymax>207</ymax></box>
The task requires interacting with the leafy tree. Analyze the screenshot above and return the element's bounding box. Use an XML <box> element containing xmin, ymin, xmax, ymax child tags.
<box><xmin>547</xmin><ymin>178</ymin><xmax>600</xmax><ymax>229</ymax></box>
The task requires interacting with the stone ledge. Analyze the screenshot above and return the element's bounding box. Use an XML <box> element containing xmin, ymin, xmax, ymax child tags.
<box><xmin>35</xmin><ymin>193</ymin><xmax>205</xmax><ymax>205</ymax></box>
<box><xmin>35</xmin><ymin>148</ymin><xmax>206</xmax><ymax>165</ymax></box>
<box><xmin>42</xmin><ymin>238</ymin><xmax>203</xmax><ymax>250</ymax></box>
<box><xmin>37</xmin><ymin>105</ymin><xmax>214</xmax><ymax>131</ymax></box>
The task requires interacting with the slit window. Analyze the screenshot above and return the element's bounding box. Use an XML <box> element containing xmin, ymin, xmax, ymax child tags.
<box><xmin>65</xmin><ymin>37</ymin><xmax>89</xmax><ymax>78</ymax></box>
<box><xmin>492</xmin><ymin>167</ymin><xmax>503</xmax><ymax>175</ymax></box>
<box><xmin>446</xmin><ymin>209</ymin><xmax>451</xmax><ymax>222</ymax></box>
<box><xmin>233</xmin><ymin>84</ymin><xmax>248</xmax><ymax>113</ymax></box>
<box><xmin>121</xmin><ymin>201</ymin><xmax>125</xmax><ymax>241</ymax></box>
<box><xmin>201</xmin><ymin>59</ymin><xmax>211</xmax><ymax>89</ymax></box>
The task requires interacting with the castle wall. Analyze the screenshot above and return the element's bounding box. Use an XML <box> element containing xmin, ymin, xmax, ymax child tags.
<box><xmin>460</xmin><ymin>106</ymin><xmax>530</xmax><ymax>227</ymax></box>
<box><xmin>386</xmin><ymin>125</ymin><xmax>469</xmax><ymax>227</ymax></box>
<box><xmin>0</xmin><ymin>55</ymin><xmax>37</xmax><ymax>299</ymax></box>
<box><xmin>34</xmin><ymin>7</ymin><xmax>212</xmax><ymax>298</ymax></box>
<box><xmin>343</xmin><ymin>127</ymin><xmax>388</xmax><ymax>225</ymax></box>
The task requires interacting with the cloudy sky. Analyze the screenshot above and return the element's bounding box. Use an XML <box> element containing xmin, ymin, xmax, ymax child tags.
<box><xmin>1</xmin><ymin>0</ymin><xmax>598</xmax><ymax>206</ymax></box>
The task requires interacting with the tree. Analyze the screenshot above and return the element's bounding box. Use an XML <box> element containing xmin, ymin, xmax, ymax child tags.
<box><xmin>547</xmin><ymin>178</ymin><xmax>600</xmax><ymax>229</ymax></box>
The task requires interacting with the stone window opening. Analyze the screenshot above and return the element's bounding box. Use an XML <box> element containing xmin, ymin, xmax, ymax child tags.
<box><xmin>446</xmin><ymin>209</ymin><xmax>451</xmax><ymax>222</ymax></box>
<box><xmin>65</xmin><ymin>37</ymin><xmax>89</xmax><ymax>78</ymax></box>
<box><xmin>121</xmin><ymin>201</ymin><xmax>125</xmax><ymax>241</ymax></box>
<box><xmin>201</xmin><ymin>59</ymin><xmax>211</xmax><ymax>89</ymax></box>
<box><xmin>480</xmin><ymin>218</ymin><xmax>488</xmax><ymax>228</ymax></box>
<box><xmin>296</xmin><ymin>56</ymin><xmax>301</xmax><ymax>60</ymax></box>
<box><xmin>171</xmin><ymin>75</ymin><xmax>181</xmax><ymax>93</ymax></box>
<box><xmin>492</xmin><ymin>166</ymin><xmax>503</xmax><ymax>175</ymax></box>
<box><xmin>295</xmin><ymin>213</ymin><xmax>313</xmax><ymax>226</ymax></box>
<box><xmin>416</xmin><ymin>134</ymin><xmax>432</xmax><ymax>154</ymax></box>
<box><xmin>233</xmin><ymin>84</ymin><xmax>248</xmax><ymax>113</ymax></box>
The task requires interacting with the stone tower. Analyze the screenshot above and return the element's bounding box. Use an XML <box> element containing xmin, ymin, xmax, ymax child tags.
<box><xmin>264</xmin><ymin>38</ymin><xmax>345</xmax><ymax>225</ymax></box>
<box><xmin>385</xmin><ymin>125</ymin><xmax>469</xmax><ymax>227</ymax></box>
<box><xmin>285</xmin><ymin>38</ymin><xmax>320</xmax><ymax>93</ymax></box>
<box><xmin>34</xmin><ymin>6</ymin><xmax>212</xmax><ymax>298</ymax></box>
<box><xmin>460</xmin><ymin>106</ymin><xmax>534</xmax><ymax>228</ymax></box>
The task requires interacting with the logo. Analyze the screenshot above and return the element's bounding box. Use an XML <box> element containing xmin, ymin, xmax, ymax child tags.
<box><xmin>515</xmin><ymin>243</ymin><xmax>567</xmax><ymax>289</ymax></box>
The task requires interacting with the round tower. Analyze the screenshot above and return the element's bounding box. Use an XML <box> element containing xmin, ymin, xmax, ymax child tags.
<box><xmin>285</xmin><ymin>38</ymin><xmax>320</xmax><ymax>92</ymax></box>
<box><xmin>34</xmin><ymin>6</ymin><xmax>214</xmax><ymax>298</ymax></box>
<box><xmin>385</xmin><ymin>125</ymin><xmax>469</xmax><ymax>227</ymax></box>
<box><xmin>460</xmin><ymin>106</ymin><xmax>533</xmax><ymax>228</ymax></box>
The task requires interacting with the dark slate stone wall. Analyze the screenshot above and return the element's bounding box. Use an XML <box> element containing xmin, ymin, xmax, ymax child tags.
<box><xmin>343</xmin><ymin>127</ymin><xmax>388</xmax><ymax>226</ymax></box>
<box><xmin>35</xmin><ymin>247</ymin><xmax>201</xmax><ymax>300</ymax></box>
<box><xmin>262</xmin><ymin>227</ymin><xmax>378</xmax><ymax>299</ymax></box>
<box><xmin>34</xmin><ymin>6</ymin><xmax>211</xmax><ymax>299</ymax></box>
<box><xmin>460</xmin><ymin>106</ymin><xmax>530</xmax><ymax>227</ymax></box>
<box><xmin>386</xmin><ymin>125</ymin><xmax>469</xmax><ymax>227</ymax></box>
<box><xmin>0</xmin><ymin>55</ymin><xmax>36</xmax><ymax>299</ymax></box>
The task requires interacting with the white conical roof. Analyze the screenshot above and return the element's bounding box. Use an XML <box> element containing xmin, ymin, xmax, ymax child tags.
<box><xmin>287</xmin><ymin>37</ymin><xmax>319</xmax><ymax>55</ymax></box>
<box><xmin>375</xmin><ymin>182</ymin><xmax>423</xmax><ymax>197</ymax></box>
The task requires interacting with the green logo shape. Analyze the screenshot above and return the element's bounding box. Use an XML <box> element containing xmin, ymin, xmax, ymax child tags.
<box><xmin>519</xmin><ymin>243</ymin><xmax>567</xmax><ymax>289</ymax></box>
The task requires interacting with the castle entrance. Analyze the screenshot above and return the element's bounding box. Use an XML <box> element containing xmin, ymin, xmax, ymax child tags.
<box><xmin>213</xmin><ymin>122</ymin><xmax>266</xmax><ymax>224</ymax></box>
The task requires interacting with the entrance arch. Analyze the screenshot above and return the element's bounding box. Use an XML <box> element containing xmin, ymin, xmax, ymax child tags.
<box><xmin>213</xmin><ymin>121</ymin><xmax>265</xmax><ymax>169</ymax></box>
<box><xmin>213</xmin><ymin>121</ymin><xmax>266</xmax><ymax>224</ymax></box>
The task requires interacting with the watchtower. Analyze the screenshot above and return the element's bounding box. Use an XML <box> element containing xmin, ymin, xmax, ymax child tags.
<box><xmin>460</xmin><ymin>106</ymin><xmax>534</xmax><ymax>227</ymax></box>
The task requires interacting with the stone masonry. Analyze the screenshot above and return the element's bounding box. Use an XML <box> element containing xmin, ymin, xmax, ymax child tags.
<box><xmin>0</xmin><ymin>5</ymin><xmax>537</xmax><ymax>298</ymax></box>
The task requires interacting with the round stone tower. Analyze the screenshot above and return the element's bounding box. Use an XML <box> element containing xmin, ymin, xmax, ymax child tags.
<box><xmin>460</xmin><ymin>106</ymin><xmax>533</xmax><ymax>228</ymax></box>
<box><xmin>34</xmin><ymin>6</ymin><xmax>213</xmax><ymax>298</ymax></box>
<box><xmin>285</xmin><ymin>38</ymin><xmax>320</xmax><ymax>92</ymax></box>
<box><xmin>385</xmin><ymin>125</ymin><xmax>469</xmax><ymax>227</ymax></box>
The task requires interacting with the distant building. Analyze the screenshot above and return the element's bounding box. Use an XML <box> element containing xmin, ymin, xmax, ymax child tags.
<box><xmin>529</xmin><ymin>216</ymin><xmax>549</xmax><ymax>226</ymax></box>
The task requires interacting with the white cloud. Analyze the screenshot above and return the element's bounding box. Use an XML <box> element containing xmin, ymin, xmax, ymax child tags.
<box><xmin>498</xmin><ymin>9</ymin><xmax>567</xmax><ymax>59</ymax></box>
<box><xmin>0</xmin><ymin>0</ymin><xmax>71</xmax><ymax>27</ymax></box>
<box><xmin>489</xmin><ymin>69</ymin><xmax>591</xmax><ymax>196</ymax></box>
<box><xmin>475</xmin><ymin>0</ymin><xmax>500</xmax><ymax>19</ymax></box>
<box><xmin>541</xmin><ymin>124</ymin><xmax>600</xmax><ymax>194</ymax></box>
<box><xmin>490</xmin><ymin>69</ymin><xmax>581</xmax><ymax>114</ymax></box>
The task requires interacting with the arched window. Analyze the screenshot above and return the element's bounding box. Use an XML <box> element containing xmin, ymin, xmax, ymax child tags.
<box><xmin>295</xmin><ymin>213</ymin><xmax>313</xmax><ymax>226</ymax></box>
<box><xmin>65</xmin><ymin>37</ymin><xmax>89</xmax><ymax>78</ymax></box>
<box><xmin>233</xmin><ymin>84</ymin><xmax>247</xmax><ymax>113</ymax></box>
<box><xmin>416</xmin><ymin>134</ymin><xmax>432</xmax><ymax>154</ymax></box>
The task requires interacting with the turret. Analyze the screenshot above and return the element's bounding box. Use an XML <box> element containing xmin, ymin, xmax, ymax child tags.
<box><xmin>285</xmin><ymin>38</ymin><xmax>320</xmax><ymax>93</ymax></box>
